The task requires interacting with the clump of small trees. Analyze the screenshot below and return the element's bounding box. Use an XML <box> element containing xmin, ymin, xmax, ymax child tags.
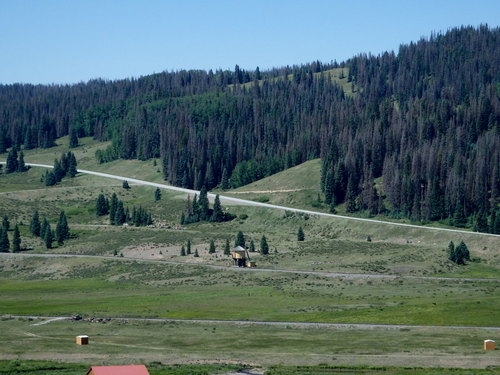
<box><xmin>42</xmin><ymin>151</ymin><xmax>77</xmax><ymax>186</ymax></box>
<box><xmin>180</xmin><ymin>186</ymin><xmax>234</xmax><ymax>224</ymax></box>
<box><xmin>96</xmin><ymin>193</ymin><xmax>153</xmax><ymax>226</ymax></box>
<box><xmin>29</xmin><ymin>210</ymin><xmax>70</xmax><ymax>248</ymax></box>
<box><xmin>448</xmin><ymin>240</ymin><xmax>470</xmax><ymax>265</ymax></box>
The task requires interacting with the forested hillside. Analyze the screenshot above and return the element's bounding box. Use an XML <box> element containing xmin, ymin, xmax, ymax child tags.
<box><xmin>0</xmin><ymin>25</ymin><xmax>498</xmax><ymax>230</ymax></box>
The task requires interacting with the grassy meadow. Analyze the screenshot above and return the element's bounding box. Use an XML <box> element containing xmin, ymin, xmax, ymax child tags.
<box><xmin>0</xmin><ymin>137</ymin><xmax>499</xmax><ymax>371</ymax></box>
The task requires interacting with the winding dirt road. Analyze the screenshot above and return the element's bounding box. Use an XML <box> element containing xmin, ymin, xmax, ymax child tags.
<box><xmin>3</xmin><ymin>161</ymin><xmax>499</xmax><ymax>238</ymax></box>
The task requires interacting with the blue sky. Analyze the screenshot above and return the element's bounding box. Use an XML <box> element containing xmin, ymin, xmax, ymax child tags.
<box><xmin>1</xmin><ymin>0</ymin><xmax>499</xmax><ymax>84</ymax></box>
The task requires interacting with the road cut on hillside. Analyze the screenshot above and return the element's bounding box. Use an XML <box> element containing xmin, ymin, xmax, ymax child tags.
<box><xmin>3</xmin><ymin>161</ymin><xmax>499</xmax><ymax>239</ymax></box>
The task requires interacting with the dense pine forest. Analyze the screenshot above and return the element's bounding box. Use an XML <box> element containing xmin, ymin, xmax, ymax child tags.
<box><xmin>0</xmin><ymin>25</ymin><xmax>499</xmax><ymax>231</ymax></box>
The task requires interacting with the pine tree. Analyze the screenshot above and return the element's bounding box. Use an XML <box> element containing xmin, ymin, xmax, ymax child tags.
<box><xmin>114</xmin><ymin>201</ymin><xmax>126</xmax><ymax>225</ymax></box>
<box><xmin>44</xmin><ymin>224</ymin><xmax>53</xmax><ymax>249</ymax></box>
<box><xmin>55</xmin><ymin>211</ymin><xmax>69</xmax><ymax>245</ymax></box>
<box><xmin>2</xmin><ymin>216</ymin><xmax>10</xmax><ymax>232</ymax></box>
<box><xmin>249</xmin><ymin>239</ymin><xmax>255</xmax><ymax>252</ymax></box>
<box><xmin>30</xmin><ymin>210</ymin><xmax>41</xmax><ymax>236</ymax></box>
<box><xmin>346</xmin><ymin>178</ymin><xmax>358</xmax><ymax>213</ymax></box>
<box><xmin>454</xmin><ymin>241</ymin><xmax>471</xmax><ymax>265</ymax></box>
<box><xmin>96</xmin><ymin>194</ymin><xmax>109</xmax><ymax>216</ymax></box>
<box><xmin>17</xmin><ymin>151</ymin><xmax>26</xmax><ymax>172</ymax></box>
<box><xmin>162</xmin><ymin>156</ymin><xmax>169</xmax><ymax>181</ymax></box>
<box><xmin>5</xmin><ymin>147</ymin><xmax>18</xmax><ymax>173</ymax></box>
<box><xmin>12</xmin><ymin>224</ymin><xmax>21</xmax><ymax>252</ymax></box>
<box><xmin>297</xmin><ymin>226</ymin><xmax>305</xmax><ymax>241</ymax></box>
<box><xmin>447</xmin><ymin>241</ymin><xmax>456</xmax><ymax>263</ymax></box>
<box><xmin>154</xmin><ymin>188</ymin><xmax>161</xmax><ymax>201</ymax></box>
<box><xmin>44</xmin><ymin>170</ymin><xmax>56</xmax><ymax>186</ymax></box>
<box><xmin>475</xmin><ymin>210</ymin><xmax>489</xmax><ymax>232</ymax></box>
<box><xmin>180</xmin><ymin>245</ymin><xmax>186</xmax><ymax>256</ymax></box>
<box><xmin>210</xmin><ymin>194</ymin><xmax>224</xmax><ymax>222</ymax></box>
<box><xmin>223</xmin><ymin>239</ymin><xmax>230</xmax><ymax>255</ymax></box>
<box><xmin>122</xmin><ymin>180</ymin><xmax>130</xmax><ymax>189</ymax></box>
<box><xmin>235</xmin><ymin>231</ymin><xmax>245</xmax><ymax>248</ymax></box>
<box><xmin>53</xmin><ymin>159</ymin><xmax>65</xmax><ymax>182</ymax></box>
<box><xmin>209</xmin><ymin>239</ymin><xmax>216</xmax><ymax>254</ymax></box>
<box><xmin>194</xmin><ymin>249</ymin><xmax>199</xmax><ymax>257</ymax></box>
<box><xmin>0</xmin><ymin>227</ymin><xmax>9</xmax><ymax>252</ymax></box>
<box><xmin>198</xmin><ymin>186</ymin><xmax>209</xmax><ymax>221</ymax></box>
<box><xmin>69</xmin><ymin>127</ymin><xmax>79</xmax><ymax>148</ymax></box>
<box><xmin>40</xmin><ymin>218</ymin><xmax>49</xmax><ymax>240</ymax></box>
<box><xmin>221</xmin><ymin>168</ymin><xmax>230</xmax><ymax>190</ymax></box>
<box><xmin>109</xmin><ymin>193</ymin><xmax>118</xmax><ymax>225</ymax></box>
<box><xmin>260</xmin><ymin>235</ymin><xmax>269</xmax><ymax>255</ymax></box>
<box><xmin>453</xmin><ymin>198</ymin><xmax>467</xmax><ymax>228</ymax></box>
<box><xmin>67</xmin><ymin>152</ymin><xmax>77</xmax><ymax>177</ymax></box>
<box><xmin>186</xmin><ymin>239</ymin><xmax>192</xmax><ymax>255</ymax></box>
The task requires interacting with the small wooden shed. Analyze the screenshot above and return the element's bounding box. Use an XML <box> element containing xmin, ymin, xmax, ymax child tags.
<box><xmin>484</xmin><ymin>339</ymin><xmax>496</xmax><ymax>350</ymax></box>
<box><xmin>76</xmin><ymin>335</ymin><xmax>89</xmax><ymax>345</ymax></box>
<box><xmin>86</xmin><ymin>365</ymin><xmax>150</xmax><ymax>375</ymax></box>
<box><xmin>232</xmin><ymin>246</ymin><xmax>251</xmax><ymax>267</ymax></box>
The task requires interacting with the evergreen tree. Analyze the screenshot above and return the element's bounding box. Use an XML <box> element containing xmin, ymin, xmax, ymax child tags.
<box><xmin>209</xmin><ymin>239</ymin><xmax>216</xmax><ymax>254</ymax></box>
<box><xmin>69</xmin><ymin>127</ymin><xmax>79</xmax><ymax>148</ymax></box>
<box><xmin>60</xmin><ymin>152</ymin><xmax>69</xmax><ymax>175</ymax></box>
<box><xmin>198</xmin><ymin>186</ymin><xmax>210</xmax><ymax>221</ymax></box>
<box><xmin>30</xmin><ymin>210</ymin><xmax>41</xmax><ymax>236</ymax></box>
<box><xmin>249</xmin><ymin>239</ymin><xmax>255</xmax><ymax>252</ymax></box>
<box><xmin>67</xmin><ymin>152</ymin><xmax>77</xmax><ymax>177</ymax></box>
<box><xmin>221</xmin><ymin>168</ymin><xmax>230</xmax><ymax>190</ymax></box>
<box><xmin>155</xmin><ymin>187</ymin><xmax>161</xmax><ymax>201</ymax></box>
<box><xmin>297</xmin><ymin>226</ymin><xmax>305</xmax><ymax>241</ymax></box>
<box><xmin>162</xmin><ymin>156</ymin><xmax>169</xmax><ymax>181</ymax></box>
<box><xmin>53</xmin><ymin>159</ymin><xmax>65</xmax><ymax>182</ymax></box>
<box><xmin>12</xmin><ymin>224</ymin><xmax>21</xmax><ymax>252</ymax></box>
<box><xmin>489</xmin><ymin>209</ymin><xmax>497</xmax><ymax>234</ymax></box>
<box><xmin>0</xmin><ymin>227</ymin><xmax>9</xmax><ymax>252</ymax></box>
<box><xmin>454</xmin><ymin>241</ymin><xmax>471</xmax><ymax>265</ymax></box>
<box><xmin>96</xmin><ymin>194</ymin><xmax>109</xmax><ymax>216</ymax></box>
<box><xmin>260</xmin><ymin>235</ymin><xmax>269</xmax><ymax>255</ymax></box>
<box><xmin>5</xmin><ymin>147</ymin><xmax>18</xmax><ymax>173</ymax></box>
<box><xmin>114</xmin><ymin>201</ymin><xmax>126</xmax><ymax>225</ymax></box>
<box><xmin>210</xmin><ymin>194</ymin><xmax>224</xmax><ymax>222</ymax></box>
<box><xmin>40</xmin><ymin>218</ymin><xmax>49</xmax><ymax>240</ymax></box>
<box><xmin>186</xmin><ymin>239</ymin><xmax>192</xmax><ymax>255</ymax></box>
<box><xmin>17</xmin><ymin>151</ymin><xmax>26</xmax><ymax>172</ymax></box>
<box><xmin>180</xmin><ymin>245</ymin><xmax>186</xmax><ymax>256</ymax></box>
<box><xmin>55</xmin><ymin>211</ymin><xmax>69</xmax><ymax>245</ymax></box>
<box><xmin>44</xmin><ymin>170</ymin><xmax>56</xmax><ymax>186</ymax></box>
<box><xmin>2</xmin><ymin>216</ymin><xmax>10</xmax><ymax>232</ymax></box>
<box><xmin>122</xmin><ymin>180</ymin><xmax>130</xmax><ymax>189</ymax></box>
<box><xmin>447</xmin><ymin>241</ymin><xmax>456</xmax><ymax>263</ymax></box>
<box><xmin>235</xmin><ymin>231</ymin><xmax>245</xmax><ymax>248</ymax></box>
<box><xmin>44</xmin><ymin>224</ymin><xmax>53</xmax><ymax>249</ymax></box>
<box><xmin>453</xmin><ymin>198</ymin><xmax>467</xmax><ymax>228</ymax></box>
<box><xmin>223</xmin><ymin>239</ymin><xmax>230</xmax><ymax>255</ymax></box>
<box><xmin>109</xmin><ymin>193</ymin><xmax>118</xmax><ymax>225</ymax></box>
<box><xmin>346</xmin><ymin>178</ymin><xmax>358</xmax><ymax>213</ymax></box>
<box><xmin>329</xmin><ymin>195</ymin><xmax>337</xmax><ymax>214</ymax></box>
<box><xmin>475</xmin><ymin>210</ymin><xmax>489</xmax><ymax>232</ymax></box>
<box><xmin>194</xmin><ymin>248</ymin><xmax>199</xmax><ymax>257</ymax></box>
<box><xmin>180</xmin><ymin>212</ymin><xmax>186</xmax><ymax>225</ymax></box>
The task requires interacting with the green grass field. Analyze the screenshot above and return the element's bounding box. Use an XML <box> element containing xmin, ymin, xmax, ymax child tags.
<box><xmin>0</xmin><ymin>139</ymin><xmax>499</xmax><ymax>371</ymax></box>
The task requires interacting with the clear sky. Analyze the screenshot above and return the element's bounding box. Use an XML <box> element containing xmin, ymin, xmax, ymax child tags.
<box><xmin>1</xmin><ymin>0</ymin><xmax>499</xmax><ymax>85</ymax></box>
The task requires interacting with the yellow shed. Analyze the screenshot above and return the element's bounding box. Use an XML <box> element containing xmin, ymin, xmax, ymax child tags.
<box><xmin>76</xmin><ymin>335</ymin><xmax>89</xmax><ymax>345</ymax></box>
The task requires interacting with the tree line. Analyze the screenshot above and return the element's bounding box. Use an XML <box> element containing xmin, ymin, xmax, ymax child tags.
<box><xmin>1</xmin><ymin>26</ymin><xmax>498</xmax><ymax>230</ymax></box>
